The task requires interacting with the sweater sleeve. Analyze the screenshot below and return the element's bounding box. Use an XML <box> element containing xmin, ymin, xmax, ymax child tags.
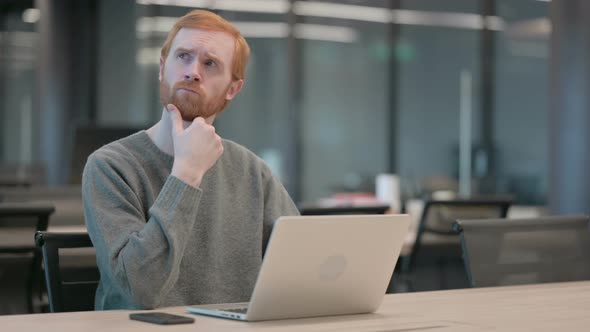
<box><xmin>82</xmin><ymin>152</ymin><xmax>201</xmax><ymax>309</ymax></box>
<box><xmin>261</xmin><ymin>165</ymin><xmax>300</xmax><ymax>253</ymax></box>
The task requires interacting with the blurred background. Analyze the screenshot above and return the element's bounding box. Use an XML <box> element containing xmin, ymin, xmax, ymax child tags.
<box><xmin>2</xmin><ymin>0</ymin><xmax>590</xmax><ymax>315</ymax></box>
<box><xmin>0</xmin><ymin>0</ymin><xmax>558</xmax><ymax>205</ymax></box>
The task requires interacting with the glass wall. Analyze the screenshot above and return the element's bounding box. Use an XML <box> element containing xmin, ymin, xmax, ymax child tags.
<box><xmin>494</xmin><ymin>0</ymin><xmax>549</xmax><ymax>204</ymax></box>
<box><xmin>0</xmin><ymin>1</ymin><xmax>42</xmax><ymax>186</ymax></box>
<box><xmin>300</xmin><ymin>1</ymin><xmax>391</xmax><ymax>202</ymax></box>
<box><xmin>0</xmin><ymin>2</ymin><xmax>38</xmax><ymax>165</ymax></box>
<box><xmin>80</xmin><ymin>0</ymin><xmax>560</xmax><ymax>203</ymax></box>
<box><xmin>0</xmin><ymin>0</ymin><xmax>552</xmax><ymax>205</ymax></box>
<box><xmin>397</xmin><ymin>0</ymin><xmax>481</xmax><ymax>199</ymax></box>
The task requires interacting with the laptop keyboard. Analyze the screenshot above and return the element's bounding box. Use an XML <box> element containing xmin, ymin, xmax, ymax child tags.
<box><xmin>222</xmin><ymin>307</ymin><xmax>248</xmax><ymax>314</ymax></box>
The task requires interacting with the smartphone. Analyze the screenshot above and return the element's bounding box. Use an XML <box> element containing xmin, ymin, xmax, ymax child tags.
<box><xmin>129</xmin><ymin>312</ymin><xmax>195</xmax><ymax>325</ymax></box>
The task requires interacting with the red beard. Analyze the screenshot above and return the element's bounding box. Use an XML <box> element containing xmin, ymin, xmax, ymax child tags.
<box><xmin>159</xmin><ymin>79</ymin><xmax>229</xmax><ymax>121</ymax></box>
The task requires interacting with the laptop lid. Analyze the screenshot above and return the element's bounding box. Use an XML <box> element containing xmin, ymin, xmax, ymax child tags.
<box><xmin>188</xmin><ymin>214</ymin><xmax>411</xmax><ymax>321</ymax></box>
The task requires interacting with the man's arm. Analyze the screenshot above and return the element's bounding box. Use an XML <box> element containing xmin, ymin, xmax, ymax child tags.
<box><xmin>261</xmin><ymin>166</ymin><xmax>300</xmax><ymax>253</ymax></box>
<box><xmin>83</xmin><ymin>153</ymin><xmax>202</xmax><ymax>309</ymax></box>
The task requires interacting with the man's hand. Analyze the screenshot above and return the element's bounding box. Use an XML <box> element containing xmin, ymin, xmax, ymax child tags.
<box><xmin>168</xmin><ymin>104</ymin><xmax>223</xmax><ymax>188</ymax></box>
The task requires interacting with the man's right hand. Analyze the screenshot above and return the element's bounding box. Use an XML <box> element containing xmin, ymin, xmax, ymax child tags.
<box><xmin>168</xmin><ymin>104</ymin><xmax>224</xmax><ymax>188</ymax></box>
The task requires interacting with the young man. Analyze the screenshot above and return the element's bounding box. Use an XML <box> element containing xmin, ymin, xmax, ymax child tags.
<box><xmin>82</xmin><ymin>10</ymin><xmax>299</xmax><ymax>310</ymax></box>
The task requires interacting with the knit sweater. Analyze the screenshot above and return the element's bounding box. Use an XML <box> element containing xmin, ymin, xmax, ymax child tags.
<box><xmin>82</xmin><ymin>131</ymin><xmax>299</xmax><ymax>310</ymax></box>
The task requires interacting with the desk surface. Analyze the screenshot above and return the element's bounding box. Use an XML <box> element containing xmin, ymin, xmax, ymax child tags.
<box><xmin>0</xmin><ymin>225</ymin><xmax>87</xmax><ymax>251</ymax></box>
<box><xmin>2</xmin><ymin>281</ymin><xmax>588</xmax><ymax>331</ymax></box>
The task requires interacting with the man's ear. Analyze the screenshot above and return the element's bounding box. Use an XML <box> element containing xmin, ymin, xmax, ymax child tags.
<box><xmin>159</xmin><ymin>56</ymin><xmax>165</xmax><ymax>81</ymax></box>
<box><xmin>225</xmin><ymin>79</ymin><xmax>244</xmax><ymax>101</ymax></box>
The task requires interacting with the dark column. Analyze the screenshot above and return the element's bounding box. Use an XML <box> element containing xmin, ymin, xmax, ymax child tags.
<box><xmin>36</xmin><ymin>0</ymin><xmax>98</xmax><ymax>185</ymax></box>
<box><xmin>37</xmin><ymin>0</ymin><xmax>73</xmax><ymax>186</ymax></box>
<box><xmin>388</xmin><ymin>0</ymin><xmax>401</xmax><ymax>174</ymax></box>
<box><xmin>549</xmin><ymin>0</ymin><xmax>590</xmax><ymax>214</ymax></box>
<box><xmin>477</xmin><ymin>0</ymin><xmax>496</xmax><ymax>194</ymax></box>
<box><xmin>286</xmin><ymin>0</ymin><xmax>303</xmax><ymax>202</ymax></box>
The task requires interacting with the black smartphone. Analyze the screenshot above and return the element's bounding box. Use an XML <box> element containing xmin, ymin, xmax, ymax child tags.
<box><xmin>129</xmin><ymin>312</ymin><xmax>195</xmax><ymax>325</ymax></box>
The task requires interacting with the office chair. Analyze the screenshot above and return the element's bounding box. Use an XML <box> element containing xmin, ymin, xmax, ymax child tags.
<box><xmin>68</xmin><ymin>126</ymin><xmax>140</xmax><ymax>184</ymax></box>
<box><xmin>404</xmin><ymin>199</ymin><xmax>512</xmax><ymax>271</ymax></box>
<box><xmin>399</xmin><ymin>199</ymin><xmax>511</xmax><ymax>291</ymax></box>
<box><xmin>454</xmin><ymin>215</ymin><xmax>590</xmax><ymax>288</ymax></box>
<box><xmin>35</xmin><ymin>231</ymin><xmax>99</xmax><ymax>312</ymax></box>
<box><xmin>0</xmin><ymin>203</ymin><xmax>55</xmax><ymax>313</ymax></box>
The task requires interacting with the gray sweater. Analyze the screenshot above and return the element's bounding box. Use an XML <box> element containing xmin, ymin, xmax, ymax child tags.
<box><xmin>82</xmin><ymin>131</ymin><xmax>299</xmax><ymax>310</ymax></box>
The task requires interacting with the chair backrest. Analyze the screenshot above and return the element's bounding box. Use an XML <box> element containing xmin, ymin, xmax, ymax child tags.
<box><xmin>454</xmin><ymin>215</ymin><xmax>590</xmax><ymax>287</ymax></box>
<box><xmin>405</xmin><ymin>199</ymin><xmax>512</xmax><ymax>271</ymax></box>
<box><xmin>68</xmin><ymin>126</ymin><xmax>140</xmax><ymax>184</ymax></box>
<box><xmin>35</xmin><ymin>231</ymin><xmax>99</xmax><ymax>312</ymax></box>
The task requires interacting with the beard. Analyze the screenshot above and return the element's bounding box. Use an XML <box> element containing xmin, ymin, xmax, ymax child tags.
<box><xmin>159</xmin><ymin>79</ymin><xmax>230</xmax><ymax>122</ymax></box>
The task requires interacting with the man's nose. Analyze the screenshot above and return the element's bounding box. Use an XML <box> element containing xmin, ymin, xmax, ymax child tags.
<box><xmin>184</xmin><ymin>62</ymin><xmax>201</xmax><ymax>82</ymax></box>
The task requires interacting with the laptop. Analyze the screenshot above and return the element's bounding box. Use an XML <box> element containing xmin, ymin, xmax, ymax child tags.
<box><xmin>186</xmin><ymin>214</ymin><xmax>411</xmax><ymax>321</ymax></box>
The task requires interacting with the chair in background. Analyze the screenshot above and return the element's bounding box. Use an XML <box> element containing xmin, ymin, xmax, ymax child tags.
<box><xmin>454</xmin><ymin>215</ymin><xmax>590</xmax><ymax>288</ymax></box>
<box><xmin>0</xmin><ymin>203</ymin><xmax>55</xmax><ymax>313</ymax></box>
<box><xmin>68</xmin><ymin>126</ymin><xmax>140</xmax><ymax>184</ymax></box>
<box><xmin>400</xmin><ymin>198</ymin><xmax>512</xmax><ymax>291</ymax></box>
<box><xmin>35</xmin><ymin>231</ymin><xmax>99</xmax><ymax>312</ymax></box>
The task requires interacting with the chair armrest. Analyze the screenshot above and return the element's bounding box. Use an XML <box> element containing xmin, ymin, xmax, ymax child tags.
<box><xmin>35</xmin><ymin>231</ymin><xmax>93</xmax><ymax>248</ymax></box>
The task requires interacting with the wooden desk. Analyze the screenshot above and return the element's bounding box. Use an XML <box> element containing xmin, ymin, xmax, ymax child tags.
<box><xmin>0</xmin><ymin>226</ymin><xmax>86</xmax><ymax>252</ymax></box>
<box><xmin>1</xmin><ymin>281</ymin><xmax>588</xmax><ymax>331</ymax></box>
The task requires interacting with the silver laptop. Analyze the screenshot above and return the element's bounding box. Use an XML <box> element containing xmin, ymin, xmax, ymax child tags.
<box><xmin>186</xmin><ymin>214</ymin><xmax>411</xmax><ymax>321</ymax></box>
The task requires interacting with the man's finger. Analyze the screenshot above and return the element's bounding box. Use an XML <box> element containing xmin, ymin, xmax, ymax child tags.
<box><xmin>167</xmin><ymin>104</ymin><xmax>183</xmax><ymax>134</ymax></box>
<box><xmin>203</xmin><ymin>114</ymin><xmax>216</xmax><ymax>125</ymax></box>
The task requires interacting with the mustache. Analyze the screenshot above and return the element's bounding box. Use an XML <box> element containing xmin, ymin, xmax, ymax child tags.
<box><xmin>173</xmin><ymin>81</ymin><xmax>205</xmax><ymax>95</ymax></box>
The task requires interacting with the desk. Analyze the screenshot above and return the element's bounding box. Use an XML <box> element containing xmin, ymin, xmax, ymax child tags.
<box><xmin>0</xmin><ymin>226</ymin><xmax>86</xmax><ymax>252</ymax></box>
<box><xmin>0</xmin><ymin>185</ymin><xmax>84</xmax><ymax>226</ymax></box>
<box><xmin>2</xmin><ymin>281</ymin><xmax>588</xmax><ymax>331</ymax></box>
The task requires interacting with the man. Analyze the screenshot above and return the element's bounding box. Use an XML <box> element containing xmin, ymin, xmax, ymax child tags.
<box><xmin>82</xmin><ymin>10</ymin><xmax>299</xmax><ymax>310</ymax></box>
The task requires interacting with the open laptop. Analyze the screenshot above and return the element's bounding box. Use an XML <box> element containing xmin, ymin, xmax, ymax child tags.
<box><xmin>186</xmin><ymin>214</ymin><xmax>411</xmax><ymax>321</ymax></box>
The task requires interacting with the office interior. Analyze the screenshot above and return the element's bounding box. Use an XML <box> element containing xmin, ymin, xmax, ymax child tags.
<box><xmin>1</xmin><ymin>0</ymin><xmax>589</xmax><ymax>320</ymax></box>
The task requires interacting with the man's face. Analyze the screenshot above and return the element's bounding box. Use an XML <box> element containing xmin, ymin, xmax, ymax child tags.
<box><xmin>159</xmin><ymin>28</ymin><xmax>243</xmax><ymax>121</ymax></box>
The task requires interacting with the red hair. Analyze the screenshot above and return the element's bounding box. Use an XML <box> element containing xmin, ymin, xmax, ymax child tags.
<box><xmin>160</xmin><ymin>10</ymin><xmax>250</xmax><ymax>80</ymax></box>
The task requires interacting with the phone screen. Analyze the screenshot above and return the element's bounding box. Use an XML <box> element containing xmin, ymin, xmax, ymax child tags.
<box><xmin>129</xmin><ymin>312</ymin><xmax>195</xmax><ymax>325</ymax></box>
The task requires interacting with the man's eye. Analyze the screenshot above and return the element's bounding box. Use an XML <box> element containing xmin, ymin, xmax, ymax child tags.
<box><xmin>178</xmin><ymin>53</ymin><xmax>190</xmax><ymax>60</ymax></box>
<box><xmin>204</xmin><ymin>60</ymin><xmax>216</xmax><ymax>67</ymax></box>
